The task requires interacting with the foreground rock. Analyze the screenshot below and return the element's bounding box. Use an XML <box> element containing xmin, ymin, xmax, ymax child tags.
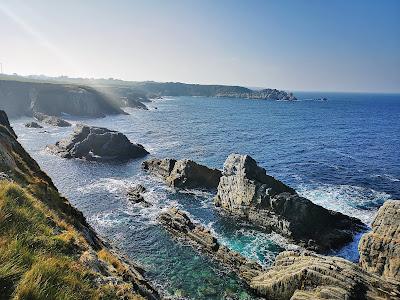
<box><xmin>143</xmin><ymin>158</ymin><xmax>221</xmax><ymax>189</ymax></box>
<box><xmin>127</xmin><ymin>184</ymin><xmax>151</xmax><ymax>207</ymax></box>
<box><xmin>250</xmin><ymin>250</ymin><xmax>399</xmax><ymax>300</ymax></box>
<box><xmin>215</xmin><ymin>154</ymin><xmax>365</xmax><ymax>252</ymax></box>
<box><xmin>359</xmin><ymin>200</ymin><xmax>400</xmax><ymax>281</ymax></box>
<box><xmin>48</xmin><ymin>125</ymin><xmax>148</xmax><ymax>161</ymax></box>
<box><xmin>159</xmin><ymin>207</ymin><xmax>263</xmax><ymax>284</ymax></box>
<box><xmin>34</xmin><ymin>112</ymin><xmax>72</xmax><ymax>127</ymax></box>
<box><xmin>0</xmin><ymin>110</ymin><xmax>17</xmax><ymax>138</ymax></box>
<box><xmin>25</xmin><ymin>121</ymin><xmax>43</xmax><ymax>128</ymax></box>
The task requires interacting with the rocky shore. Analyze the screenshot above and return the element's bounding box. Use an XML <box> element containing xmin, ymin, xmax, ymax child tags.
<box><xmin>0</xmin><ymin>110</ymin><xmax>159</xmax><ymax>299</ymax></box>
<box><xmin>48</xmin><ymin>124</ymin><xmax>149</xmax><ymax>161</ymax></box>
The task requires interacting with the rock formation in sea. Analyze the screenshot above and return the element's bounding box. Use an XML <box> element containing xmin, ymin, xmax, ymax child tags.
<box><xmin>48</xmin><ymin>124</ymin><xmax>149</xmax><ymax>161</ymax></box>
<box><xmin>0</xmin><ymin>110</ymin><xmax>159</xmax><ymax>299</ymax></box>
<box><xmin>142</xmin><ymin>158</ymin><xmax>222</xmax><ymax>189</ymax></box>
<box><xmin>127</xmin><ymin>184</ymin><xmax>152</xmax><ymax>206</ymax></box>
<box><xmin>214</xmin><ymin>154</ymin><xmax>365</xmax><ymax>252</ymax></box>
<box><xmin>33</xmin><ymin>112</ymin><xmax>72</xmax><ymax>127</ymax></box>
<box><xmin>24</xmin><ymin>121</ymin><xmax>43</xmax><ymax>128</ymax></box>
<box><xmin>159</xmin><ymin>207</ymin><xmax>263</xmax><ymax>284</ymax></box>
<box><xmin>359</xmin><ymin>200</ymin><xmax>400</xmax><ymax>281</ymax></box>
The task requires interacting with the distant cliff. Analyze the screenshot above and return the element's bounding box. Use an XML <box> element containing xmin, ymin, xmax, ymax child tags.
<box><xmin>133</xmin><ymin>82</ymin><xmax>296</xmax><ymax>100</ymax></box>
<box><xmin>0</xmin><ymin>80</ymin><xmax>124</xmax><ymax>118</ymax></box>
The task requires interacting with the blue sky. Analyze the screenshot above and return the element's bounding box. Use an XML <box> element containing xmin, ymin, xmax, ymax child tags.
<box><xmin>0</xmin><ymin>0</ymin><xmax>399</xmax><ymax>92</ymax></box>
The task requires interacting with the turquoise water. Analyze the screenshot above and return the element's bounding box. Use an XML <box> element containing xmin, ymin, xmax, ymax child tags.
<box><xmin>12</xmin><ymin>92</ymin><xmax>400</xmax><ymax>299</ymax></box>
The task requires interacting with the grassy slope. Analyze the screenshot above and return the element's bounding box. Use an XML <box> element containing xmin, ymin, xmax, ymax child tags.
<box><xmin>0</xmin><ymin>116</ymin><xmax>155</xmax><ymax>299</ymax></box>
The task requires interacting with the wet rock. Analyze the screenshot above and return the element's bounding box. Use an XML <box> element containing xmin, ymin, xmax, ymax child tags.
<box><xmin>25</xmin><ymin>121</ymin><xmax>43</xmax><ymax>128</ymax></box>
<box><xmin>127</xmin><ymin>184</ymin><xmax>151</xmax><ymax>207</ymax></box>
<box><xmin>48</xmin><ymin>124</ymin><xmax>149</xmax><ymax>161</ymax></box>
<box><xmin>33</xmin><ymin>112</ymin><xmax>71</xmax><ymax>127</ymax></box>
<box><xmin>215</xmin><ymin>154</ymin><xmax>365</xmax><ymax>252</ymax></box>
<box><xmin>158</xmin><ymin>207</ymin><xmax>263</xmax><ymax>284</ymax></box>
<box><xmin>142</xmin><ymin>158</ymin><xmax>221</xmax><ymax>189</ymax></box>
<box><xmin>359</xmin><ymin>200</ymin><xmax>400</xmax><ymax>281</ymax></box>
<box><xmin>250</xmin><ymin>250</ymin><xmax>400</xmax><ymax>300</ymax></box>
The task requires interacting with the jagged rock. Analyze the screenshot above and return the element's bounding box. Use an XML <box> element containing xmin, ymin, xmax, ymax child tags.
<box><xmin>48</xmin><ymin>125</ymin><xmax>148</xmax><ymax>161</ymax></box>
<box><xmin>159</xmin><ymin>207</ymin><xmax>263</xmax><ymax>284</ymax></box>
<box><xmin>215</xmin><ymin>154</ymin><xmax>365</xmax><ymax>252</ymax></box>
<box><xmin>359</xmin><ymin>200</ymin><xmax>400</xmax><ymax>281</ymax></box>
<box><xmin>127</xmin><ymin>184</ymin><xmax>151</xmax><ymax>207</ymax></box>
<box><xmin>142</xmin><ymin>158</ymin><xmax>221</xmax><ymax>189</ymax></box>
<box><xmin>250</xmin><ymin>250</ymin><xmax>400</xmax><ymax>300</ymax></box>
<box><xmin>0</xmin><ymin>110</ymin><xmax>17</xmax><ymax>138</ymax></box>
<box><xmin>33</xmin><ymin>112</ymin><xmax>71</xmax><ymax>127</ymax></box>
<box><xmin>25</xmin><ymin>121</ymin><xmax>43</xmax><ymax>128</ymax></box>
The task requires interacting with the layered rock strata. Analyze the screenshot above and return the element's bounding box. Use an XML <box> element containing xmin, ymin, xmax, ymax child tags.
<box><xmin>215</xmin><ymin>154</ymin><xmax>365</xmax><ymax>252</ymax></box>
<box><xmin>142</xmin><ymin>158</ymin><xmax>221</xmax><ymax>189</ymax></box>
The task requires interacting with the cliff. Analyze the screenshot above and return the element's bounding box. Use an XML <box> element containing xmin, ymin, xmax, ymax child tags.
<box><xmin>359</xmin><ymin>200</ymin><xmax>400</xmax><ymax>281</ymax></box>
<box><xmin>0</xmin><ymin>80</ymin><xmax>124</xmax><ymax>118</ymax></box>
<box><xmin>0</xmin><ymin>110</ymin><xmax>158</xmax><ymax>299</ymax></box>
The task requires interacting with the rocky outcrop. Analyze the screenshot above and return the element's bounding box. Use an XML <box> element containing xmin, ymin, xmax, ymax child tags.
<box><xmin>127</xmin><ymin>184</ymin><xmax>151</xmax><ymax>206</ymax></box>
<box><xmin>0</xmin><ymin>110</ymin><xmax>17</xmax><ymax>138</ymax></box>
<box><xmin>250</xmin><ymin>250</ymin><xmax>400</xmax><ymax>300</ymax></box>
<box><xmin>34</xmin><ymin>112</ymin><xmax>72</xmax><ymax>127</ymax></box>
<box><xmin>0</xmin><ymin>79</ymin><xmax>125</xmax><ymax>118</ymax></box>
<box><xmin>158</xmin><ymin>207</ymin><xmax>263</xmax><ymax>284</ymax></box>
<box><xmin>359</xmin><ymin>200</ymin><xmax>400</xmax><ymax>281</ymax></box>
<box><xmin>215</xmin><ymin>154</ymin><xmax>365</xmax><ymax>252</ymax></box>
<box><xmin>25</xmin><ymin>121</ymin><xmax>43</xmax><ymax>128</ymax></box>
<box><xmin>48</xmin><ymin>125</ymin><xmax>148</xmax><ymax>161</ymax></box>
<box><xmin>143</xmin><ymin>158</ymin><xmax>222</xmax><ymax>189</ymax></box>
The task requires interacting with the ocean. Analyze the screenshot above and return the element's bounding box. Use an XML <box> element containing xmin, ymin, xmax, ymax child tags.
<box><xmin>12</xmin><ymin>92</ymin><xmax>400</xmax><ymax>299</ymax></box>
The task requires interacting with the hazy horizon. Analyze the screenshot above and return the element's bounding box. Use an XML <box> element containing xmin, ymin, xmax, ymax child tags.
<box><xmin>1</xmin><ymin>0</ymin><xmax>399</xmax><ymax>93</ymax></box>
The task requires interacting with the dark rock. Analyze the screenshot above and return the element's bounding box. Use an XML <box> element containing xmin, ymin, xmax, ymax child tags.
<box><xmin>25</xmin><ymin>121</ymin><xmax>43</xmax><ymax>128</ymax></box>
<box><xmin>127</xmin><ymin>184</ymin><xmax>151</xmax><ymax>207</ymax></box>
<box><xmin>359</xmin><ymin>200</ymin><xmax>400</xmax><ymax>281</ymax></box>
<box><xmin>142</xmin><ymin>158</ymin><xmax>221</xmax><ymax>189</ymax></box>
<box><xmin>159</xmin><ymin>207</ymin><xmax>263</xmax><ymax>284</ymax></box>
<box><xmin>33</xmin><ymin>112</ymin><xmax>71</xmax><ymax>127</ymax></box>
<box><xmin>0</xmin><ymin>110</ymin><xmax>17</xmax><ymax>138</ymax></box>
<box><xmin>214</xmin><ymin>154</ymin><xmax>365</xmax><ymax>252</ymax></box>
<box><xmin>250</xmin><ymin>250</ymin><xmax>400</xmax><ymax>300</ymax></box>
<box><xmin>48</xmin><ymin>125</ymin><xmax>149</xmax><ymax>161</ymax></box>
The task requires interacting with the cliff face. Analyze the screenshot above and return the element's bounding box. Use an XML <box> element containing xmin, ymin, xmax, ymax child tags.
<box><xmin>0</xmin><ymin>110</ymin><xmax>158</xmax><ymax>299</ymax></box>
<box><xmin>359</xmin><ymin>200</ymin><xmax>400</xmax><ymax>281</ymax></box>
<box><xmin>0</xmin><ymin>80</ymin><xmax>124</xmax><ymax>118</ymax></box>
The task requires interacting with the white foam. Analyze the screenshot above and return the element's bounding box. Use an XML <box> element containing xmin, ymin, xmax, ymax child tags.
<box><xmin>298</xmin><ymin>184</ymin><xmax>390</xmax><ymax>225</ymax></box>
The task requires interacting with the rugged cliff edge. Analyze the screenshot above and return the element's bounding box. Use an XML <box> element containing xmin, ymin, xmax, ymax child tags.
<box><xmin>0</xmin><ymin>80</ymin><xmax>124</xmax><ymax>118</ymax></box>
<box><xmin>215</xmin><ymin>154</ymin><xmax>365</xmax><ymax>252</ymax></box>
<box><xmin>359</xmin><ymin>200</ymin><xmax>400</xmax><ymax>281</ymax></box>
<box><xmin>0</xmin><ymin>110</ymin><xmax>158</xmax><ymax>299</ymax></box>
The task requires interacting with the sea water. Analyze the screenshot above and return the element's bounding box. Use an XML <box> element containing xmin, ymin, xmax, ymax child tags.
<box><xmin>12</xmin><ymin>92</ymin><xmax>400</xmax><ymax>299</ymax></box>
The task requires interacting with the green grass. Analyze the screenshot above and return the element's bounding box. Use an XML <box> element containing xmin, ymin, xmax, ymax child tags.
<box><xmin>0</xmin><ymin>181</ymin><xmax>143</xmax><ymax>300</ymax></box>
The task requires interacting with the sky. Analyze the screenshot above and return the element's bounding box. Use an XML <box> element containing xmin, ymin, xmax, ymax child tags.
<box><xmin>0</xmin><ymin>0</ymin><xmax>399</xmax><ymax>93</ymax></box>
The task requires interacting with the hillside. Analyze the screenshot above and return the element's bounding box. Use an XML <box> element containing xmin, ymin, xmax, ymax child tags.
<box><xmin>0</xmin><ymin>110</ymin><xmax>159</xmax><ymax>299</ymax></box>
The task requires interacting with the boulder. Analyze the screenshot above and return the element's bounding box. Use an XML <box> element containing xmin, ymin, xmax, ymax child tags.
<box><xmin>127</xmin><ymin>184</ymin><xmax>151</xmax><ymax>207</ymax></box>
<box><xmin>48</xmin><ymin>125</ymin><xmax>149</xmax><ymax>161</ymax></box>
<box><xmin>250</xmin><ymin>250</ymin><xmax>399</xmax><ymax>300</ymax></box>
<box><xmin>142</xmin><ymin>158</ymin><xmax>221</xmax><ymax>189</ymax></box>
<box><xmin>159</xmin><ymin>207</ymin><xmax>263</xmax><ymax>284</ymax></box>
<box><xmin>33</xmin><ymin>112</ymin><xmax>71</xmax><ymax>127</ymax></box>
<box><xmin>25</xmin><ymin>121</ymin><xmax>43</xmax><ymax>128</ymax></box>
<box><xmin>215</xmin><ymin>154</ymin><xmax>365</xmax><ymax>252</ymax></box>
<box><xmin>359</xmin><ymin>200</ymin><xmax>400</xmax><ymax>281</ymax></box>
